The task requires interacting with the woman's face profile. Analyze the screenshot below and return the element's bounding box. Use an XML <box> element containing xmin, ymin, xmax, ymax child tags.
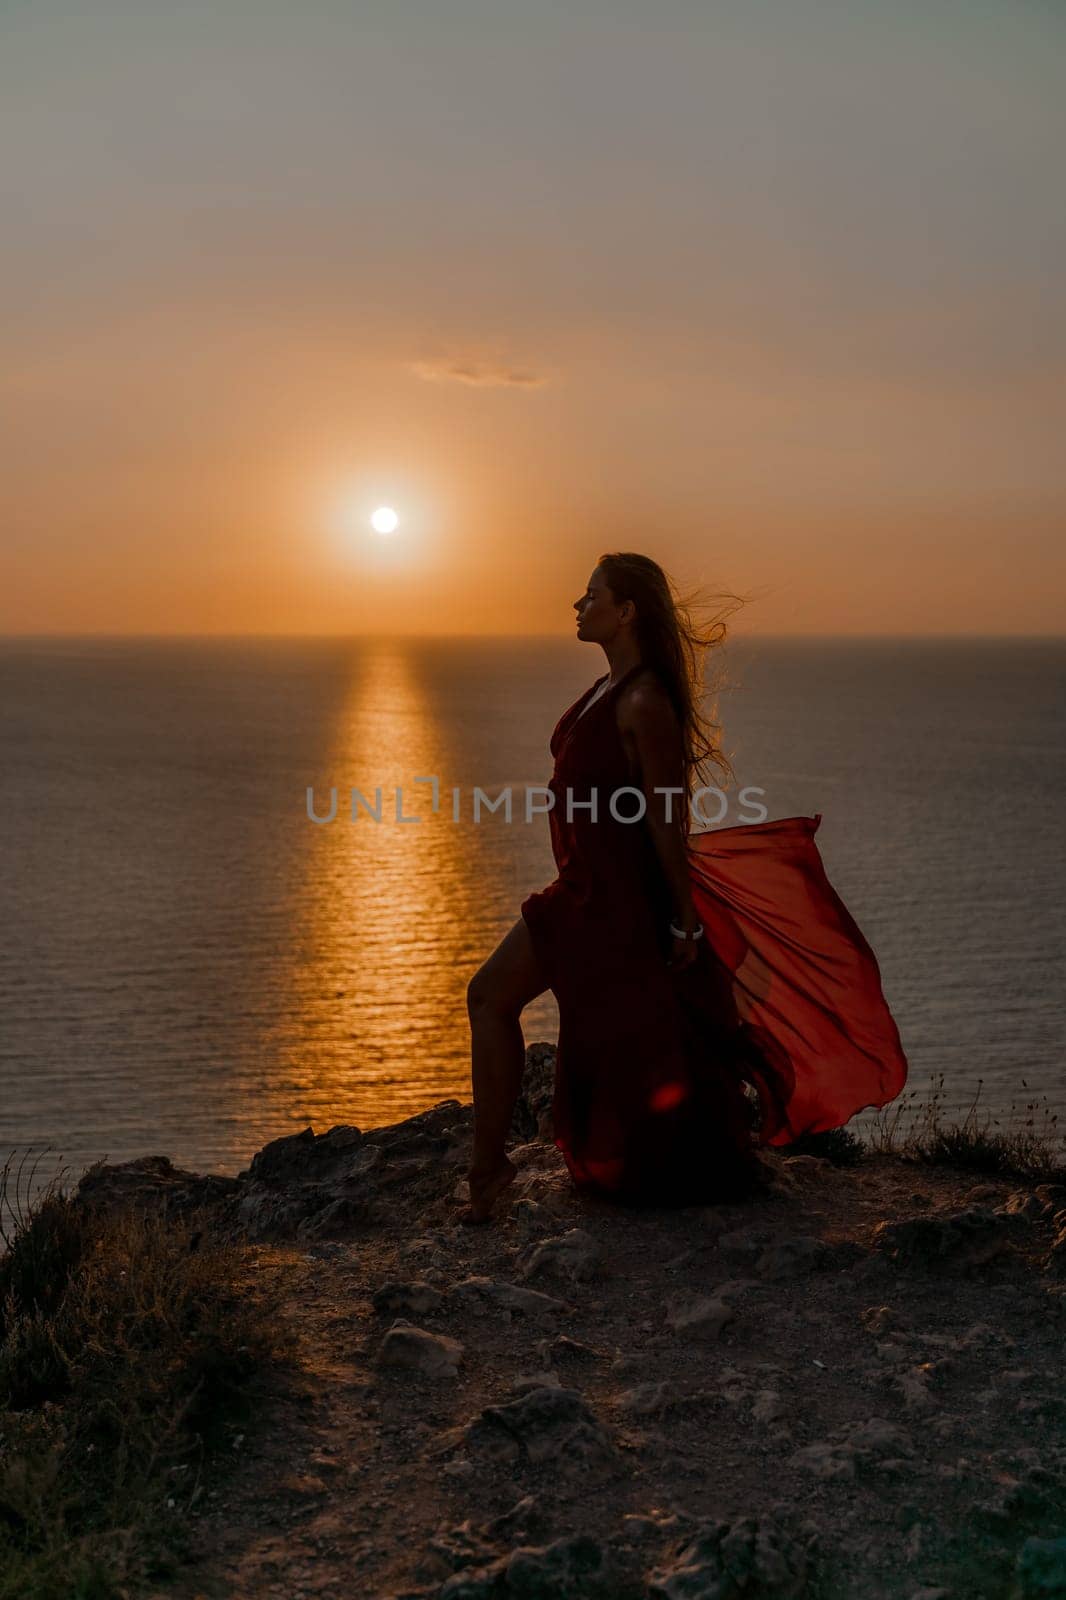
<box><xmin>574</xmin><ymin>568</ymin><xmax>629</xmax><ymax>642</ymax></box>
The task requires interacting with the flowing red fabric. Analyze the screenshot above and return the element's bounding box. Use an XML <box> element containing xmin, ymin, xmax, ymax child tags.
<box><xmin>685</xmin><ymin>814</ymin><xmax>909</xmax><ymax>1147</ymax></box>
<box><xmin>521</xmin><ymin>663</ymin><xmax>908</xmax><ymax>1205</ymax></box>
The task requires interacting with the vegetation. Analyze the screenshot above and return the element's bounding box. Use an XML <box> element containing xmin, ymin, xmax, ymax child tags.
<box><xmin>862</xmin><ymin>1073</ymin><xmax>1065</xmax><ymax>1184</ymax></box>
<box><xmin>0</xmin><ymin>1152</ymin><xmax>295</xmax><ymax>1600</ymax></box>
<box><xmin>776</xmin><ymin>1073</ymin><xmax>1065</xmax><ymax>1183</ymax></box>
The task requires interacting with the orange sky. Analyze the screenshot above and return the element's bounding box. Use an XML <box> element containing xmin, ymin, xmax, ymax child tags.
<box><xmin>2</xmin><ymin>1</ymin><xmax>1063</xmax><ymax>636</ymax></box>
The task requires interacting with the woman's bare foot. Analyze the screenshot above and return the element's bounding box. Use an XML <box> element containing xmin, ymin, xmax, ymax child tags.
<box><xmin>455</xmin><ymin>1155</ymin><xmax>518</xmax><ymax>1225</ymax></box>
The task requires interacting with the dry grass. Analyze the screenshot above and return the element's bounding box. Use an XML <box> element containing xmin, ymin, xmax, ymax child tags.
<box><xmin>767</xmin><ymin>1071</ymin><xmax>1065</xmax><ymax>1183</ymax></box>
<box><xmin>859</xmin><ymin>1072</ymin><xmax>1065</xmax><ymax>1184</ymax></box>
<box><xmin>0</xmin><ymin>1152</ymin><xmax>296</xmax><ymax>1600</ymax></box>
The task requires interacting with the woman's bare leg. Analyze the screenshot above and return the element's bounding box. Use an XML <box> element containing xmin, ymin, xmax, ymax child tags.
<box><xmin>458</xmin><ymin>915</ymin><xmax>550</xmax><ymax>1223</ymax></box>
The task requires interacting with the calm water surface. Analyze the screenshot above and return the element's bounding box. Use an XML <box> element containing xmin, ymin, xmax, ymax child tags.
<box><xmin>1</xmin><ymin>635</ymin><xmax>1063</xmax><ymax>1193</ymax></box>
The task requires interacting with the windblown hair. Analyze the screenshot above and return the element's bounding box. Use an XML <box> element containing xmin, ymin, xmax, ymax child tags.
<box><xmin>595</xmin><ymin>551</ymin><xmax>748</xmax><ymax>832</ymax></box>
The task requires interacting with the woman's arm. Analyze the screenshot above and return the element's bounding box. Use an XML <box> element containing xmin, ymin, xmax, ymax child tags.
<box><xmin>616</xmin><ymin>681</ymin><xmax>702</xmax><ymax>967</ymax></box>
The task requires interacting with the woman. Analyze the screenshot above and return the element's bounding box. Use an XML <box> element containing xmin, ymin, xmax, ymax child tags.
<box><xmin>457</xmin><ymin>553</ymin><xmax>908</xmax><ymax>1224</ymax></box>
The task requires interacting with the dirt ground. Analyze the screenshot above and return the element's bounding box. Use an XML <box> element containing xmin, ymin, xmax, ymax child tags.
<box><xmin>145</xmin><ymin>1130</ymin><xmax>1066</xmax><ymax>1600</ymax></box>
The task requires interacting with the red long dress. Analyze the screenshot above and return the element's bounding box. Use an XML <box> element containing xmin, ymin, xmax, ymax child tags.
<box><xmin>520</xmin><ymin>662</ymin><xmax>909</xmax><ymax>1206</ymax></box>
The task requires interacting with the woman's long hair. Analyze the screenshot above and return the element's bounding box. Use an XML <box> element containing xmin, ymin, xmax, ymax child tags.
<box><xmin>596</xmin><ymin>551</ymin><xmax>749</xmax><ymax>833</ymax></box>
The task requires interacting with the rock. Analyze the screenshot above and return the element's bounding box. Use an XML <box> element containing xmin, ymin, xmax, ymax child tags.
<box><xmin>793</xmin><ymin>1418</ymin><xmax>914</xmax><ymax>1480</ymax></box>
<box><xmin>503</xmin><ymin>1535</ymin><xmax>614</xmax><ymax>1599</ymax></box>
<box><xmin>508</xmin><ymin>1043</ymin><xmax>557</xmax><ymax>1145</ymax></box>
<box><xmin>716</xmin><ymin>1226</ymin><xmax>773</xmax><ymax>1270</ymax></box>
<box><xmin>890</xmin><ymin>1363</ymin><xmax>940</xmax><ymax>1411</ymax></box>
<box><xmin>448</xmin><ymin>1276</ymin><xmax>571</xmax><ymax>1316</ymax></box>
<box><xmin>298</xmin><ymin>1195</ymin><xmax>370</xmax><ymax>1238</ymax></box>
<box><xmin>437</xmin><ymin>1533</ymin><xmax>613</xmax><ymax>1599</ymax></box>
<box><xmin>372</xmin><ymin>1281</ymin><xmax>445</xmax><ymax>1317</ymax></box>
<box><xmin>780</xmin><ymin>1154</ymin><xmax>832</xmax><ymax>1177</ymax></box>
<box><xmin>790</xmin><ymin>1440</ymin><xmax>856</xmax><ymax>1481</ymax></box>
<box><xmin>73</xmin><ymin>1155</ymin><xmax>239</xmax><ymax>1223</ymax></box>
<box><xmin>622</xmin><ymin>1508</ymin><xmax>693</xmax><ymax>1547</ymax></box>
<box><xmin>971</xmin><ymin>1462</ymin><xmax>1066</xmax><ymax>1532</ymax></box>
<box><xmin>752</xmin><ymin>1170</ymin><xmax>803</xmax><ymax>1201</ymax></box>
<box><xmin>483</xmin><ymin>1495</ymin><xmax>546</xmax><ymax>1543</ymax></box>
<box><xmin>521</xmin><ymin>1229</ymin><xmax>607</xmax><ymax>1284</ymax></box>
<box><xmin>623</xmin><ymin>1515</ymin><xmax>671</xmax><ymax>1546</ymax></box>
<box><xmin>957</xmin><ymin>1320</ymin><xmax>1017</xmax><ymax>1354</ymax></box>
<box><xmin>999</xmin><ymin>1190</ymin><xmax>1052</xmax><ymax>1221</ymax></box>
<box><xmin>1016</xmin><ymin>1535</ymin><xmax>1066</xmax><ymax>1598</ymax></box>
<box><xmin>754</xmin><ymin>1235</ymin><xmax>837</xmax><ymax>1281</ymax></box>
<box><xmin>376</xmin><ymin>1323</ymin><xmax>463</xmax><ymax>1378</ymax></box>
<box><xmin>716</xmin><ymin>1363</ymin><xmax>753</xmax><ymax>1407</ymax></box>
<box><xmin>872</xmin><ymin>1206</ymin><xmax>1031</xmax><ymax>1272</ymax></box>
<box><xmin>537</xmin><ymin>1335</ymin><xmax>609</xmax><ymax>1366</ymax></box>
<box><xmin>427</xmin><ymin>1501</ymin><xmax>553</xmax><ymax>1578</ymax></box>
<box><xmin>428</xmin><ymin>1518</ymin><xmax>498</xmax><ymax>1575</ymax></box>
<box><xmin>237</xmin><ymin>1184</ymin><xmax>349</xmax><ymax>1242</ymax></box>
<box><xmin>275</xmin><ymin>1470</ymin><xmax>328</xmax><ymax>1497</ymax></box>
<box><xmin>509</xmin><ymin>1140</ymin><xmax>558</xmax><ymax>1170</ymax></box>
<box><xmin>413</xmin><ymin>1549</ymin><xmax>461</xmax><ymax>1586</ymax></box>
<box><xmin>861</xmin><ymin>1305</ymin><xmax>909</xmax><ymax>1335</ymax></box>
<box><xmin>511</xmin><ymin>1198</ymin><xmax>551</xmax><ymax>1235</ymax></box>
<box><xmin>511</xmin><ymin>1371</ymin><xmax>562</xmax><ymax>1394</ymax></box>
<box><xmin>751</xmin><ymin>1389</ymin><xmax>784</xmax><ymax>1424</ymax></box>
<box><xmin>1016</xmin><ymin>1394</ymin><xmax>1066</xmax><ymax>1423</ymax></box>
<box><xmin>870</xmin><ymin>1337</ymin><xmax>910</xmax><ymax>1364</ymax></box>
<box><xmin>715</xmin><ymin>1277</ymin><xmax>761</xmax><ymax>1297</ymax></box>
<box><xmin>1045</xmin><ymin>1219</ymin><xmax>1066</xmax><ymax>1277</ymax></box>
<box><xmin>401</xmin><ymin>1234</ymin><xmax>444</xmax><ymax>1262</ymax></box>
<box><xmin>465</xmin><ymin>1386</ymin><xmax>618</xmax><ymax>1474</ymax></box>
<box><xmin>666</xmin><ymin>1294</ymin><xmax>735</xmax><ymax>1340</ymax></box>
<box><xmin>616</xmin><ymin>1381</ymin><xmax>678</xmax><ymax>1416</ymax></box>
<box><xmin>648</xmin><ymin>1513</ymin><xmax>812</xmax><ymax>1599</ymax></box>
<box><xmin>246</xmin><ymin>1124</ymin><xmax>364</xmax><ymax>1186</ymax></box>
<box><xmin>515</xmin><ymin>1176</ymin><xmax>577</xmax><ymax>1215</ymax></box>
<box><xmin>848</xmin><ymin>1419</ymin><xmax>915</xmax><ymax>1456</ymax></box>
<box><xmin>362</xmin><ymin>1098</ymin><xmax>470</xmax><ymax>1157</ymax></box>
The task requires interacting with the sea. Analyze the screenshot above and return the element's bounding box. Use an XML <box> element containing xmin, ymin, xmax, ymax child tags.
<box><xmin>1</xmin><ymin>635</ymin><xmax>1064</xmax><ymax>1203</ymax></box>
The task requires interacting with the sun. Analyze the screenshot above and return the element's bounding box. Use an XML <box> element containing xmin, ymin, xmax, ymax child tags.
<box><xmin>371</xmin><ymin>506</ymin><xmax>399</xmax><ymax>534</ymax></box>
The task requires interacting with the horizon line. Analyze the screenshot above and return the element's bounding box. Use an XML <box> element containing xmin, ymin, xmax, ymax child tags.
<box><xmin>0</xmin><ymin>630</ymin><xmax>1063</xmax><ymax>644</ymax></box>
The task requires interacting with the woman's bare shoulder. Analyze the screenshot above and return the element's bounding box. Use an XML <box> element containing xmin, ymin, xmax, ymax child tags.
<box><xmin>615</xmin><ymin>669</ymin><xmax>677</xmax><ymax>728</ymax></box>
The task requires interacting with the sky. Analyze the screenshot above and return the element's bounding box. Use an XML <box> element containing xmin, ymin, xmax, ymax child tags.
<box><xmin>1</xmin><ymin>0</ymin><xmax>1063</xmax><ymax>636</ymax></box>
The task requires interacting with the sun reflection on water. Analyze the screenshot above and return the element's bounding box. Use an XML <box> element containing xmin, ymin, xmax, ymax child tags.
<box><xmin>243</xmin><ymin>645</ymin><xmax>507</xmax><ymax>1151</ymax></box>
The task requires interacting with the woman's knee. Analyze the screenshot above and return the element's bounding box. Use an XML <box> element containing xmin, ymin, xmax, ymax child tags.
<box><xmin>468</xmin><ymin>917</ymin><xmax>549</xmax><ymax>1021</ymax></box>
<box><xmin>466</xmin><ymin>967</ymin><xmax>517</xmax><ymax>1021</ymax></box>
<box><xmin>467</xmin><ymin>967</ymin><xmax>498</xmax><ymax>1018</ymax></box>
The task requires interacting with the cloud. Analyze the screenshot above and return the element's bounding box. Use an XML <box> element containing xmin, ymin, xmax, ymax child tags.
<box><xmin>409</xmin><ymin>355</ymin><xmax>548</xmax><ymax>389</ymax></box>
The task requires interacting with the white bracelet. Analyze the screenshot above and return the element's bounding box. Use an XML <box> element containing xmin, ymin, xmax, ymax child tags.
<box><xmin>669</xmin><ymin>921</ymin><xmax>704</xmax><ymax>941</ymax></box>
